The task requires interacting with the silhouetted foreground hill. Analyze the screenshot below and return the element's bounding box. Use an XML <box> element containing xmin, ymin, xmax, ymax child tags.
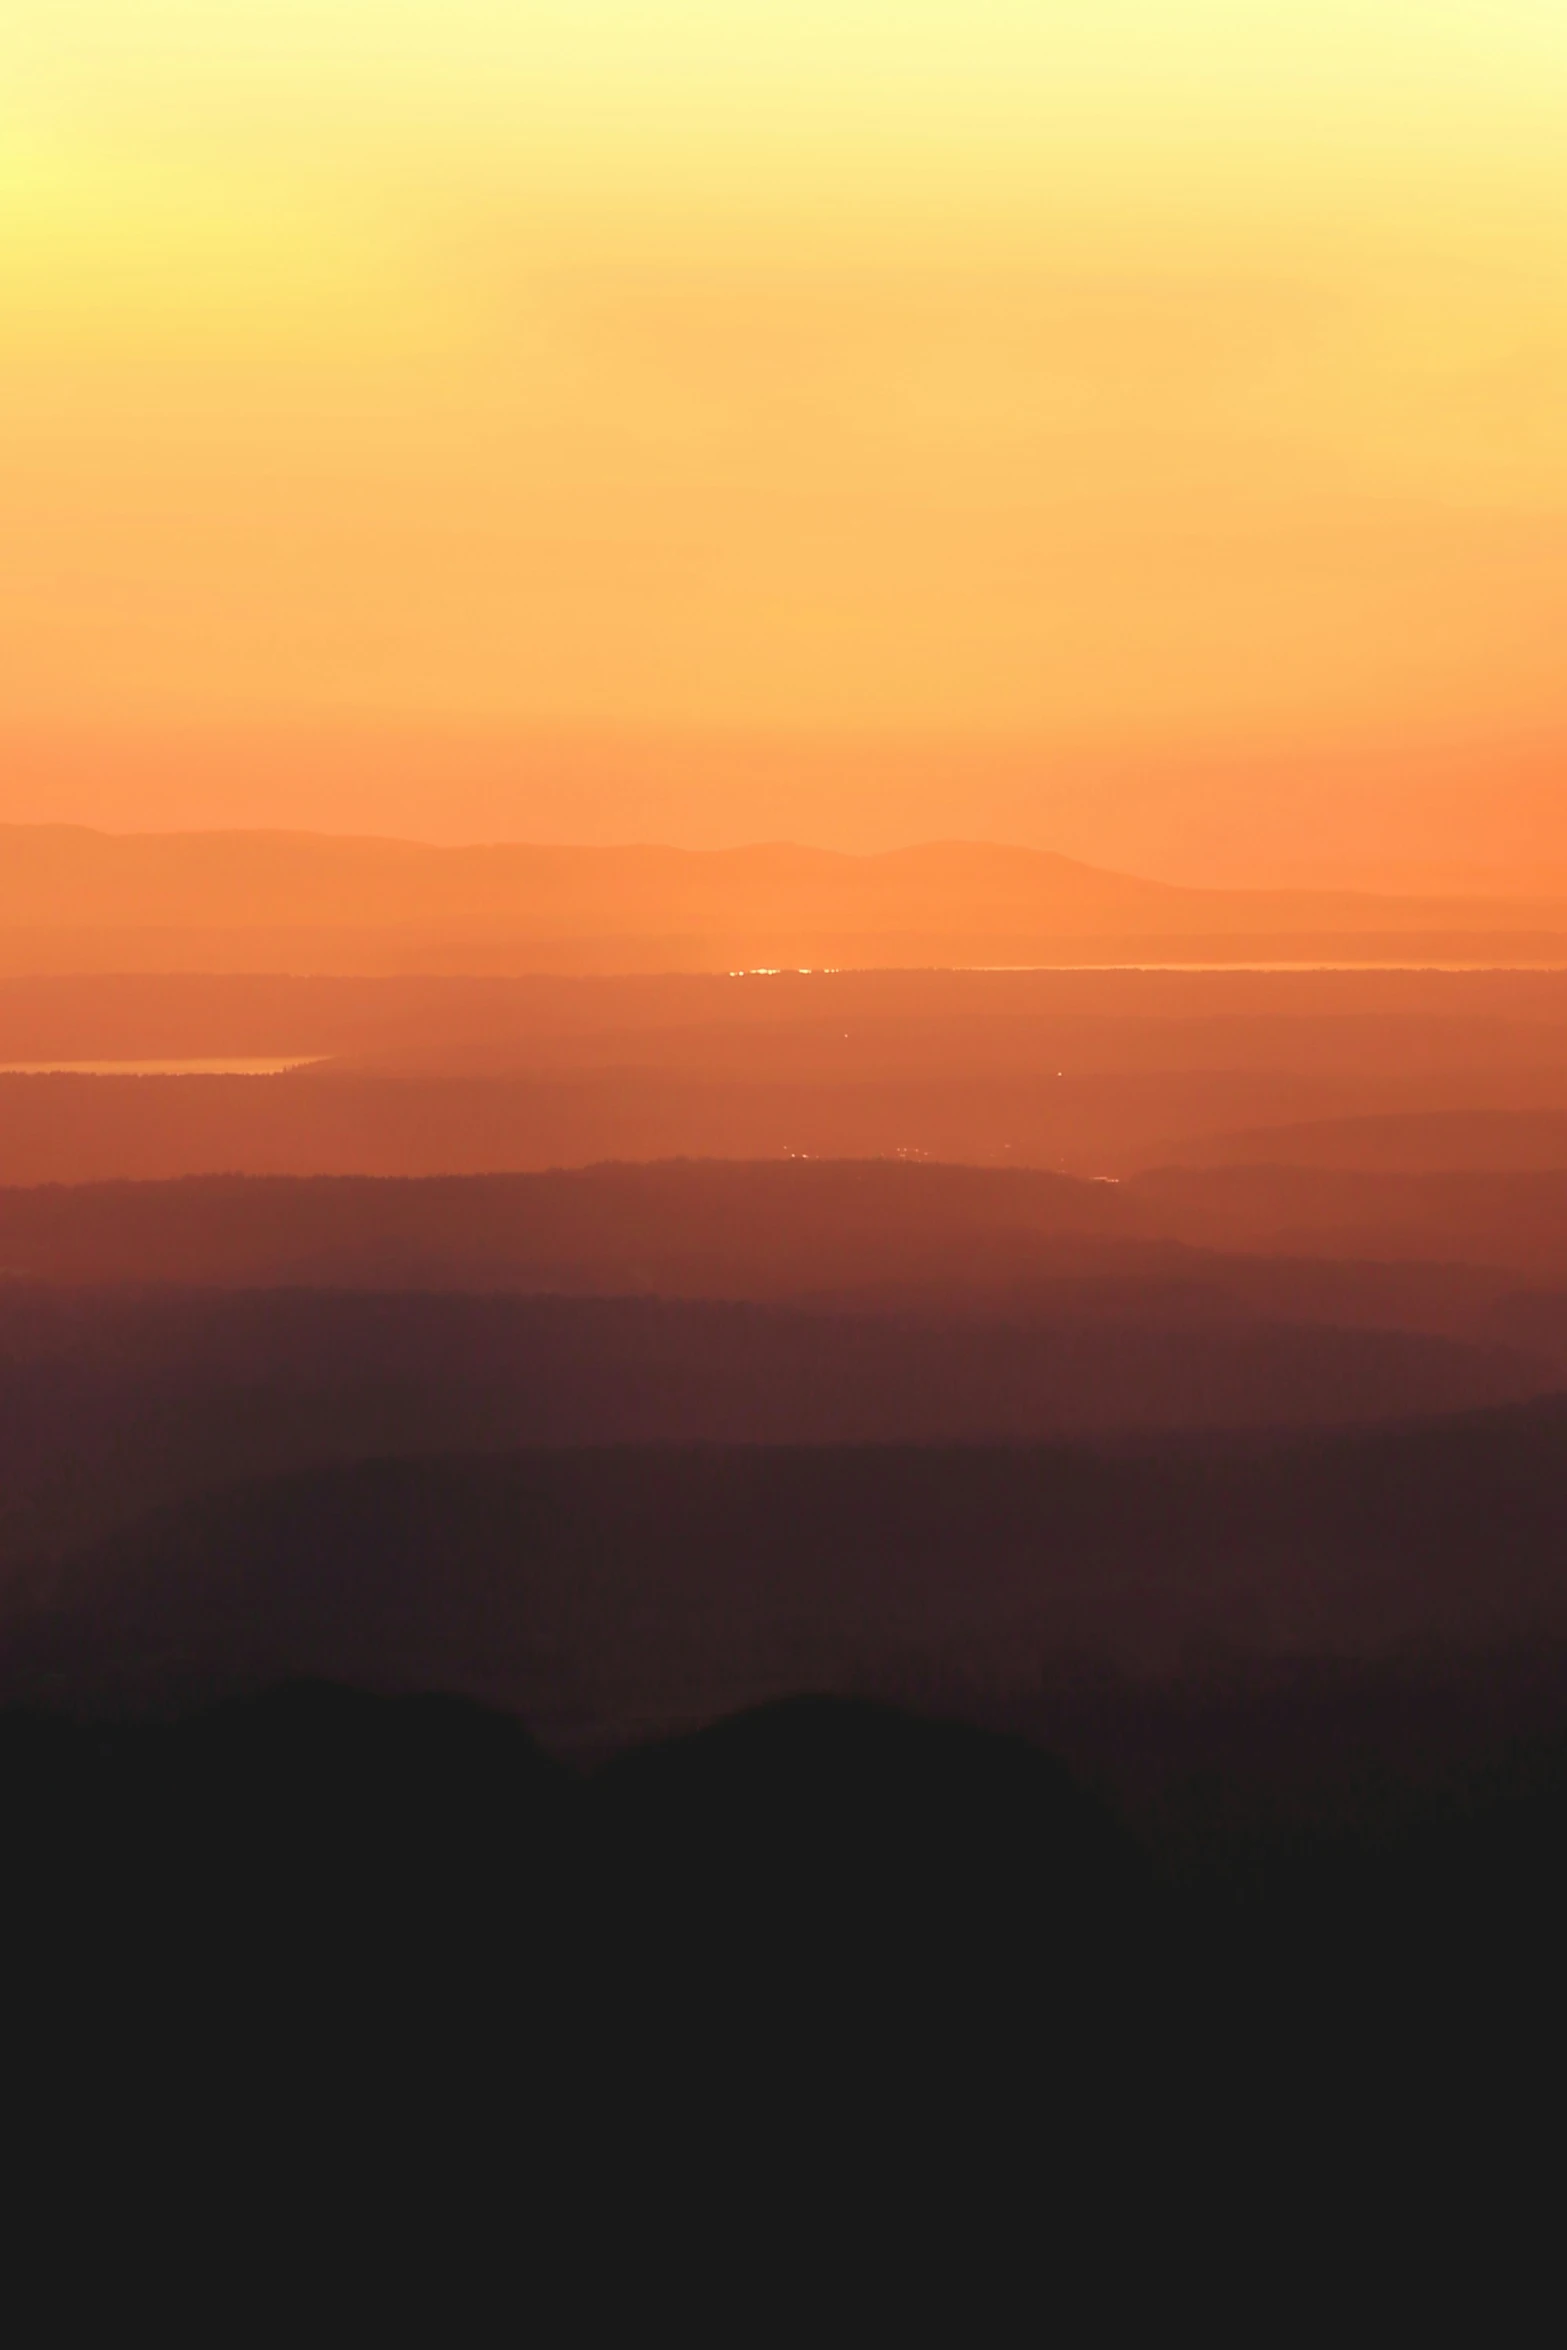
<box><xmin>1</xmin><ymin>1682</ymin><xmax>1131</xmax><ymax>1967</ymax></box>
<box><xmin>7</xmin><ymin>1678</ymin><xmax>1566</xmax><ymax>2268</ymax></box>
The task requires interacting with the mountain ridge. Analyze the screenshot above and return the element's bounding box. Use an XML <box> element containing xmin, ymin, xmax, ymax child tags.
<box><xmin>6</xmin><ymin>827</ymin><xmax>1567</xmax><ymax>971</ymax></box>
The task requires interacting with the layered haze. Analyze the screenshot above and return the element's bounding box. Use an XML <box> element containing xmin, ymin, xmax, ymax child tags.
<box><xmin>9</xmin><ymin>14</ymin><xmax>1567</xmax><ymax>2204</ymax></box>
<box><xmin>7</xmin><ymin>3</ymin><xmax>1567</xmax><ymax>1731</ymax></box>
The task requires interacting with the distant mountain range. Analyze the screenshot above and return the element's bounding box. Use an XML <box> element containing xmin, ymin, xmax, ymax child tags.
<box><xmin>5</xmin><ymin>827</ymin><xmax>1567</xmax><ymax>973</ymax></box>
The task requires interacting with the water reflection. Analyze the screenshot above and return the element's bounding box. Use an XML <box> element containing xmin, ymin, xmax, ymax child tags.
<box><xmin>0</xmin><ymin>1059</ymin><xmax>322</xmax><ymax>1076</ymax></box>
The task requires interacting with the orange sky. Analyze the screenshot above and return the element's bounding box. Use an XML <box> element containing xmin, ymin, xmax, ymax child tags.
<box><xmin>3</xmin><ymin>5</ymin><xmax>1566</xmax><ymax>873</ymax></box>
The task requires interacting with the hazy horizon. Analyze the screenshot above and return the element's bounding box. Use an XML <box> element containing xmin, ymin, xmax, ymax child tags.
<box><xmin>8</xmin><ymin>6</ymin><xmax>1567</xmax><ymax>885</ymax></box>
<box><xmin>4</xmin><ymin>728</ymin><xmax>1566</xmax><ymax>896</ymax></box>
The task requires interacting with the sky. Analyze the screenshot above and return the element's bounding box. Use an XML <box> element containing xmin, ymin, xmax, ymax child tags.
<box><xmin>3</xmin><ymin>5</ymin><xmax>1566</xmax><ymax>873</ymax></box>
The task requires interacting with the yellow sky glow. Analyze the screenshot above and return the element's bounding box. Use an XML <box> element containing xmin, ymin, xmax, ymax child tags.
<box><xmin>3</xmin><ymin>4</ymin><xmax>1566</xmax><ymax>853</ymax></box>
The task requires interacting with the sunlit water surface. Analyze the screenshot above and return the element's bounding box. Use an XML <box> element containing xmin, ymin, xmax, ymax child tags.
<box><xmin>0</xmin><ymin>1060</ymin><xmax>323</xmax><ymax>1076</ymax></box>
